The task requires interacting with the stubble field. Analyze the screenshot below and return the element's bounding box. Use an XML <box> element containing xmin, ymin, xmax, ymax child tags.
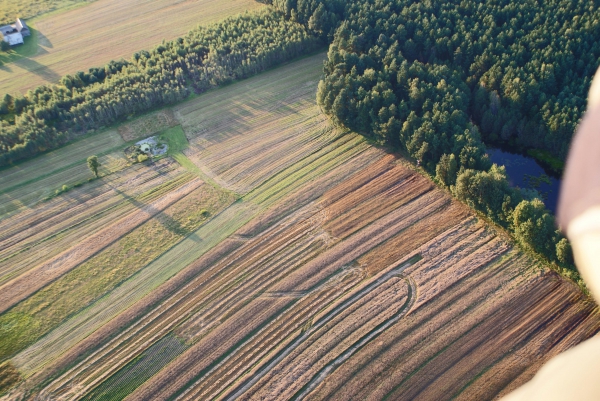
<box><xmin>0</xmin><ymin>52</ymin><xmax>598</xmax><ymax>400</ymax></box>
<box><xmin>0</xmin><ymin>0</ymin><xmax>264</xmax><ymax>96</ymax></box>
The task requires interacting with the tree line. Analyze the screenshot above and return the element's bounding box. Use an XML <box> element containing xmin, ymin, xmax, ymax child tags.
<box><xmin>0</xmin><ymin>9</ymin><xmax>321</xmax><ymax>166</ymax></box>
<box><xmin>0</xmin><ymin>0</ymin><xmax>593</xmax><ymax>278</ymax></box>
<box><xmin>268</xmin><ymin>0</ymin><xmax>593</xmax><ymax>276</ymax></box>
<box><xmin>268</xmin><ymin>0</ymin><xmax>599</xmax><ymax>161</ymax></box>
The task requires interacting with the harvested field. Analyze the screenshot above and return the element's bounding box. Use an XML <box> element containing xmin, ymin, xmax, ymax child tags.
<box><xmin>0</xmin><ymin>0</ymin><xmax>264</xmax><ymax>96</ymax></box>
<box><xmin>0</xmin><ymin>53</ymin><xmax>598</xmax><ymax>401</ymax></box>
<box><xmin>0</xmin><ymin>129</ymin><xmax>126</xmax><ymax>217</ymax></box>
<box><xmin>0</xmin><ymin>178</ymin><xmax>204</xmax><ymax>314</ymax></box>
<box><xmin>0</xmin><ymin>159</ymin><xmax>186</xmax><ymax>286</ymax></box>
<box><xmin>175</xmin><ymin>53</ymin><xmax>332</xmax><ymax>195</ymax></box>
<box><xmin>0</xmin><ymin>173</ymin><xmax>235</xmax><ymax>364</ymax></box>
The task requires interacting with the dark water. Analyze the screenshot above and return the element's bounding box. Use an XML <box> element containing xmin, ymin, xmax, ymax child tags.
<box><xmin>487</xmin><ymin>148</ymin><xmax>562</xmax><ymax>213</ymax></box>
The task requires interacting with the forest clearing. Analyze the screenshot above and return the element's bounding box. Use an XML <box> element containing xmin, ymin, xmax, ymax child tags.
<box><xmin>0</xmin><ymin>0</ymin><xmax>264</xmax><ymax>96</ymax></box>
<box><xmin>0</xmin><ymin>52</ymin><xmax>598</xmax><ymax>400</ymax></box>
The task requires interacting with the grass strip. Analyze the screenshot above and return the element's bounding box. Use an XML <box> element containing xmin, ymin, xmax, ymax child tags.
<box><xmin>12</xmin><ymin>200</ymin><xmax>257</xmax><ymax>376</ymax></box>
<box><xmin>0</xmin><ymin>181</ymin><xmax>232</xmax><ymax>365</ymax></box>
<box><xmin>81</xmin><ymin>334</ymin><xmax>188</xmax><ymax>401</ymax></box>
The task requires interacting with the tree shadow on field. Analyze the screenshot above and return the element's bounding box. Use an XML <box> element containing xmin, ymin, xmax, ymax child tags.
<box><xmin>105</xmin><ymin>165</ymin><xmax>203</xmax><ymax>242</ymax></box>
<box><xmin>36</xmin><ymin>31</ymin><xmax>53</xmax><ymax>49</ymax></box>
<box><xmin>17</xmin><ymin>57</ymin><xmax>60</xmax><ymax>82</ymax></box>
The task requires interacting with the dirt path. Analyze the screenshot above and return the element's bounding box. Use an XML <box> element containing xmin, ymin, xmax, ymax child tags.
<box><xmin>292</xmin><ymin>275</ymin><xmax>417</xmax><ymax>400</ymax></box>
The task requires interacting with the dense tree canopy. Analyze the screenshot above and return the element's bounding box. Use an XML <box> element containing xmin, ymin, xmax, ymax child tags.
<box><xmin>273</xmin><ymin>0</ymin><xmax>594</xmax><ymax>269</ymax></box>
<box><xmin>0</xmin><ymin>9</ymin><xmax>320</xmax><ymax>166</ymax></box>
<box><xmin>309</xmin><ymin>0</ymin><xmax>599</xmax><ymax>160</ymax></box>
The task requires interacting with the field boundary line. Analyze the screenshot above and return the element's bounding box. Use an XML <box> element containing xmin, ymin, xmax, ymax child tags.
<box><xmin>0</xmin><ymin>171</ymin><xmax>193</xmax><ymax>272</ymax></box>
<box><xmin>0</xmin><ymin>178</ymin><xmax>203</xmax><ymax>314</ymax></box>
<box><xmin>13</xmin><ymin>201</ymin><xmax>259</xmax><ymax>375</ymax></box>
<box><xmin>172</xmin><ymin>152</ymin><xmax>240</xmax><ymax>197</ymax></box>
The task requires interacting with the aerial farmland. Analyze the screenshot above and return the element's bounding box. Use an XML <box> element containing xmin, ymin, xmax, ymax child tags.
<box><xmin>0</xmin><ymin>0</ymin><xmax>264</xmax><ymax>95</ymax></box>
<box><xmin>0</xmin><ymin>51</ymin><xmax>597</xmax><ymax>400</ymax></box>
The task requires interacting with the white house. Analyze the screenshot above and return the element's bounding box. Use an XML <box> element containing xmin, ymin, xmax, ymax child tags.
<box><xmin>0</xmin><ymin>18</ymin><xmax>30</xmax><ymax>46</ymax></box>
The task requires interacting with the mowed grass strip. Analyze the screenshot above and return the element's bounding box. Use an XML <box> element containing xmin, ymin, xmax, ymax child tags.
<box><xmin>0</xmin><ymin>0</ymin><xmax>265</xmax><ymax>95</ymax></box>
<box><xmin>0</xmin><ymin>180</ymin><xmax>235</xmax><ymax>364</ymax></box>
<box><xmin>80</xmin><ymin>334</ymin><xmax>188</xmax><ymax>401</ymax></box>
<box><xmin>13</xmin><ymin>200</ymin><xmax>258</xmax><ymax>376</ymax></box>
<box><xmin>0</xmin><ymin>162</ymin><xmax>188</xmax><ymax>287</ymax></box>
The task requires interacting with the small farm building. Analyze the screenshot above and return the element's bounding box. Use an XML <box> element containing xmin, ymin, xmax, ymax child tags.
<box><xmin>0</xmin><ymin>18</ymin><xmax>30</xmax><ymax>46</ymax></box>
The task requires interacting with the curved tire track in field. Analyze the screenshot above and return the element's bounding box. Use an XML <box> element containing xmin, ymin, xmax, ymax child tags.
<box><xmin>292</xmin><ymin>275</ymin><xmax>417</xmax><ymax>400</ymax></box>
<box><xmin>222</xmin><ymin>256</ymin><xmax>420</xmax><ymax>401</ymax></box>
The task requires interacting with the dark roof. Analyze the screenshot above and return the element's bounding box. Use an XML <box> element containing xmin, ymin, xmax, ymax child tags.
<box><xmin>0</xmin><ymin>25</ymin><xmax>17</xmax><ymax>35</ymax></box>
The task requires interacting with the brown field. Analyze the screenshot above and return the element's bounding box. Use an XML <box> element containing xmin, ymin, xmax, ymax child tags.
<box><xmin>0</xmin><ymin>53</ymin><xmax>598</xmax><ymax>400</ymax></box>
<box><xmin>0</xmin><ymin>0</ymin><xmax>264</xmax><ymax>96</ymax></box>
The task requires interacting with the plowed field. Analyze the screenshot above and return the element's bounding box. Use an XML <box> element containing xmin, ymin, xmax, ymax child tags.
<box><xmin>0</xmin><ymin>52</ymin><xmax>598</xmax><ymax>400</ymax></box>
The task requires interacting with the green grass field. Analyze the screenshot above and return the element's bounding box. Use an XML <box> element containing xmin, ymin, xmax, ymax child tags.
<box><xmin>161</xmin><ymin>126</ymin><xmax>189</xmax><ymax>155</ymax></box>
<box><xmin>0</xmin><ymin>26</ymin><xmax>39</xmax><ymax>66</ymax></box>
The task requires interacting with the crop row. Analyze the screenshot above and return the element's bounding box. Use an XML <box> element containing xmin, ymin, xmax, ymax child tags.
<box><xmin>0</xmin><ymin>177</ymin><xmax>204</xmax><ymax>314</ymax></box>
<box><xmin>9</xmin><ymin>182</ymin><xmax>237</xmax><ymax>375</ymax></box>
<box><xmin>33</xmin><ymin>145</ymin><xmax>409</xmax><ymax>398</ymax></box>
<box><xmin>44</xmin><ymin>202</ymin><xmax>333</xmax><ymax>399</ymax></box>
<box><xmin>0</xmin><ymin>160</ymin><xmax>189</xmax><ymax>287</ymax></box>
<box><xmin>126</xmin><ymin>154</ymin><xmax>458</xmax><ymax>400</ymax></box>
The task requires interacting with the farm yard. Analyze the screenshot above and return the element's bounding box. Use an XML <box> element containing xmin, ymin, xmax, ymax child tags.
<box><xmin>0</xmin><ymin>52</ymin><xmax>598</xmax><ymax>400</ymax></box>
<box><xmin>0</xmin><ymin>0</ymin><xmax>264</xmax><ymax>96</ymax></box>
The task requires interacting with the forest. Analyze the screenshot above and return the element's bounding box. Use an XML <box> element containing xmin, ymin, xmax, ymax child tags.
<box><xmin>263</xmin><ymin>0</ymin><xmax>599</xmax><ymax>277</ymax></box>
<box><xmin>1</xmin><ymin>0</ymin><xmax>598</xmax><ymax>278</ymax></box>
<box><xmin>0</xmin><ymin>9</ymin><xmax>320</xmax><ymax>166</ymax></box>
